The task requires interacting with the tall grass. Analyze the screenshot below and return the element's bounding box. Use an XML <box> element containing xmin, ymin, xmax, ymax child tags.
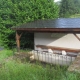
<box><xmin>0</xmin><ymin>50</ymin><xmax>13</xmax><ymax>61</ymax></box>
<box><xmin>0</xmin><ymin>60</ymin><xmax>80</xmax><ymax>80</ymax></box>
<box><xmin>0</xmin><ymin>50</ymin><xmax>80</xmax><ymax>80</ymax></box>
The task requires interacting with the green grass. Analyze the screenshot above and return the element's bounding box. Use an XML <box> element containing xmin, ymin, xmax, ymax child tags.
<box><xmin>70</xmin><ymin>14</ymin><xmax>80</xmax><ymax>18</ymax></box>
<box><xmin>0</xmin><ymin>49</ymin><xmax>13</xmax><ymax>61</ymax></box>
<box><xmin>0</xmin><ymin>50</ymin><xmax>80</xmax><ymax>80</ymax></box>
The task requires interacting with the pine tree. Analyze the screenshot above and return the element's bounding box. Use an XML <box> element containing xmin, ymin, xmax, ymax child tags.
<box><xmin>0</xmin><ymin>0</ymin><xmax>59</xmax><ymax>48</ymax></box>
<box><xmin>59</xmin><ymin>0</ymin><xmax>80</xmax><ymax>17</ymax></box>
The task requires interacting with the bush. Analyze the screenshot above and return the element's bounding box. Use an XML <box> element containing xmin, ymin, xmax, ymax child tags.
<box><xmin>0</xmin><ymin>0</ymin><xmax>59</xmax><ymax>48</ymax></box>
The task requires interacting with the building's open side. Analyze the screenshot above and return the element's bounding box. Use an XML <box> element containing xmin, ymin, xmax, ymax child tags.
<box><xmin>11</xmin><ymin>18</ymin><xmax>80</xmax><ymax>66</ymax></box>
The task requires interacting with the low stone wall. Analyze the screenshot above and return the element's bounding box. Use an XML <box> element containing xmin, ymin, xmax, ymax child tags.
<box><xmin>68</xmin><ymin>53</ymin><xmax>80</xmax><ymax>73</ymax></box>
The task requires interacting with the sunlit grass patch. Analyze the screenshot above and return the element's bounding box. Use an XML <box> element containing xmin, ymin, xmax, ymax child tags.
<box><xmin>0</xmin><ymin>49</ymin><xmax>13</xmax><ymax>61</ymax></box>
<box><xmin>70</xmin><ymin>14</ymin><xmax>80</xmax><ymax>18</ymax></box>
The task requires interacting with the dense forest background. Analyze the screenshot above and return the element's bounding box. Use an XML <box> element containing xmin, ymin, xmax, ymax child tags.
<box><xmin>0</xmin><ymin>0</ymin><xmax>80</xmax><ymax>49</ymax></box>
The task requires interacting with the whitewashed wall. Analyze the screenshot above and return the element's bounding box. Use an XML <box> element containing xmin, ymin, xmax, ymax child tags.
<box><xmin>34</xmin><ymin>33</ymin><xmax>80</xmax><ymax>50</ymax></box>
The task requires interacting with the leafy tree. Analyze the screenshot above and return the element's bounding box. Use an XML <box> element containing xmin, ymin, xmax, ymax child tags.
<box><xmin>59</xmin><ymin>0</ymin><xmax>80</xmax><ymax>17</ymax></box>
<box><xmin>0</xmin><ymin>0</ymin><xmax>59</xmax><ymax>48</ymax></box>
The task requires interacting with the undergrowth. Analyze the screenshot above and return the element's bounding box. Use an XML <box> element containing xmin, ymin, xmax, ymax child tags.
<box><xmin>0</xmin><ymin>50</ymin><xmax>80</xmax><ymax>80</ymax></box>
<box><xmin>0</xmin><ymin>49</ymin><xmax>13</xmax><ymax>61</ymax></box>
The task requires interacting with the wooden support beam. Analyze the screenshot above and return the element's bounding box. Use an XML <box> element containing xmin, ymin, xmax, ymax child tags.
<box><xmin>36</xmin><ymin>45</ymin><xmax>80</xmax><ymax>53</ymax></box>
<box><xmin>73</xmin><ymin>33</ymin><xmax>80</xmax><ymax>41</ymax></box>
<box><xmin>16</xmin><ymin>31</ymin><xmax>22</xmax><ymax>52</ymax></box>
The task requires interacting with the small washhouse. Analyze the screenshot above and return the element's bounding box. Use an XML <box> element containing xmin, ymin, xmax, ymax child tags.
<box><xmin>12</xmin><ymin>18</ymin><xmax>80</xmax><ymax>65</ymax></box>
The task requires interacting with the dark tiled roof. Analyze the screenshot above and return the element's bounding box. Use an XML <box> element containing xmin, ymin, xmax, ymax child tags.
<box><xmin>12</xmin><ymin>18</ymin><xmax>80</xmax><ymax>28</ymax></box>
<box><xmin>11</xmin><ymin>18</ymin><xmax>80</xmax><ymax>33</ymax></box>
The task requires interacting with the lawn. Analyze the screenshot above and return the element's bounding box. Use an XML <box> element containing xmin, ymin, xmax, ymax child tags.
<box><xmin>0</xmin><ymin>50</ymin><xmax>80</xmax><ymax>80</ymax></box>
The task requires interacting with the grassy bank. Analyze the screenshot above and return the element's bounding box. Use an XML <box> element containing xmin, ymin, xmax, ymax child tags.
<box><xmin>0</xmin><ymin>50</ymin><xmax>80</xmax><ymax>80</ymax></box>
<box><xmin>70</xmin><ymin>14</ymin><xmax>80</xmax><ymax>18</ymax></box>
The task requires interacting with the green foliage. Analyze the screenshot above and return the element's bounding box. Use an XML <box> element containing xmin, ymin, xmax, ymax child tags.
<box><xmin>0</xmin><ymin>49</ymin><xmax>13</xmax><ymax>61</ymax></box>
<box><xmin>0</xmin><ymin>0</ymin><xmax>59</xmax><ymax>48</ymax></box>
<box><xmin>59</xmin><ymin>0</ymin><xmax>80</xmax><ymax>17</ymax></box>
<box><xmin>0</xmin><ymin>50</ymin><xmax>80</xmax><ymax>80</ymax></box>
<box><xmin>0</xmin><ymin>60</ymin><xmax>80</xmax><ymax>80</ymax></box>
<box><xmin>70</xmin><ymin>14</ymin><xmax>80</xmax><ymax>18</ymax></box>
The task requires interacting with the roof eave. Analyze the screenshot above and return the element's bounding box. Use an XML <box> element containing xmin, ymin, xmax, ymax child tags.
<box><xmin>11</xmin><ymin>28</ymin><xmax>80</xmax><ymax>33</ymax></box>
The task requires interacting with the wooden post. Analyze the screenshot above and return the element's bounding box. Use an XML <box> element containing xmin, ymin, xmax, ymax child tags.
<box><xmin>16</xmin><ymin>31</ymin><xmax>22</xmax><ymax>52</ymax></box>
<box><xmin>73</xmin><ymin>33</ymin><xmax>80</xmax><ymax>41</ymax></box>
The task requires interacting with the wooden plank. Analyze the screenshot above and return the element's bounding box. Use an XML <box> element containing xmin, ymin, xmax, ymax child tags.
<box><xmin>11</xmin><ymin>28</ymin><xmax>80</xmax><ymax>33</ymax></box>
<box><xmin>36</xmin><ymin>45</ymin><xmax>80</xmax><ymax>53</ymax></box>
